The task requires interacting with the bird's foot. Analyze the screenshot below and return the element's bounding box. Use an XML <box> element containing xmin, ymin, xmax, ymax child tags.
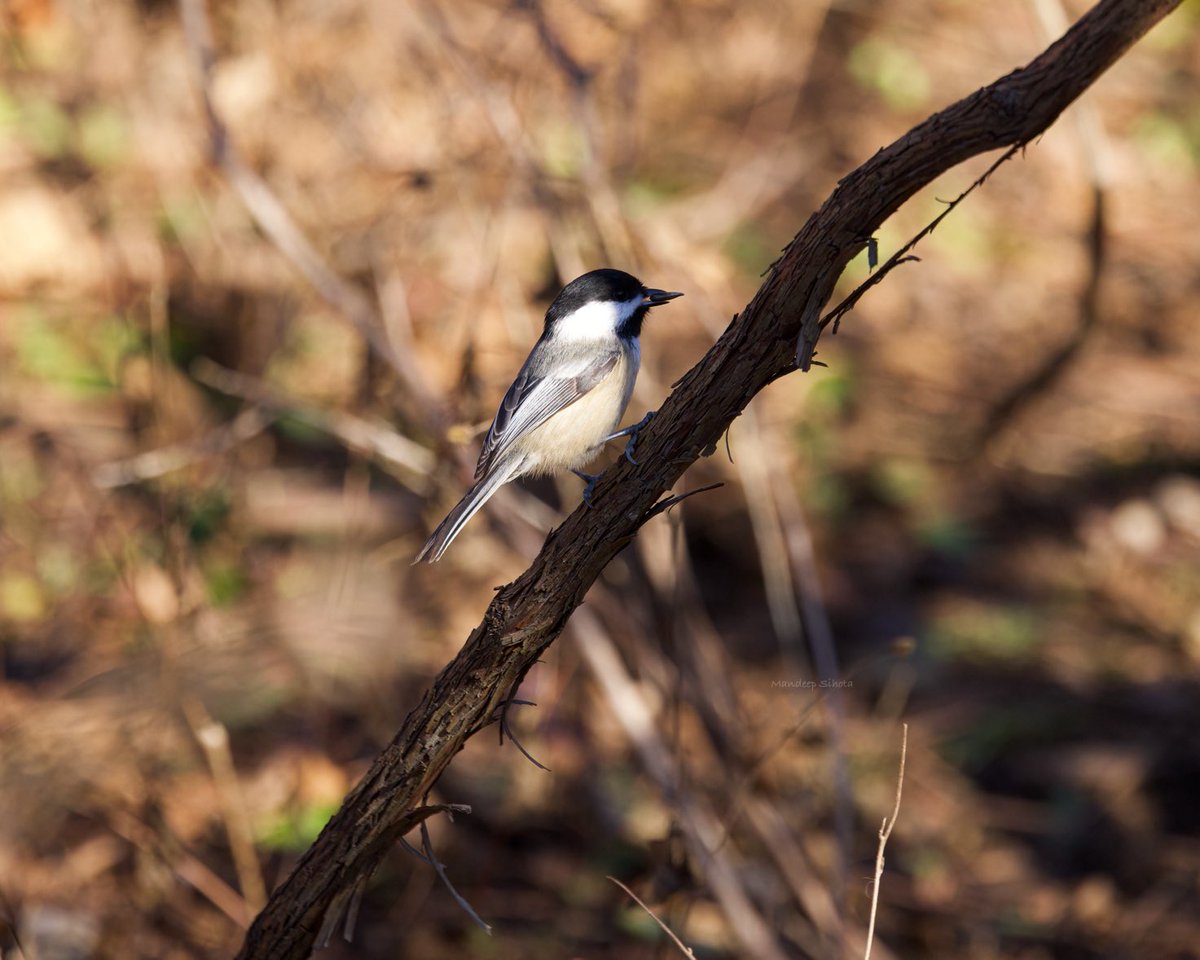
<box><xmin>572</xmin><ymin>469</ymin><xmax>601</xmax><ymax>507</ymax></box>
<box><xmin>605</xmin><ymin>410</ymin><xmax>656</xmax><ymax>465</ymax></box>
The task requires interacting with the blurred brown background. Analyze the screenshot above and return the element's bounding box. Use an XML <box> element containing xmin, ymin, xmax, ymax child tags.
<box><xmin>1</xmin><ymin>0</ymin><xmax>1199</xmax><ymax>957</ymax></box>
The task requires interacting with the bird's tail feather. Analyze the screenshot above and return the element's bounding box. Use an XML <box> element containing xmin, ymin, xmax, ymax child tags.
<box><xmin>414</xmin><ymin>459</ymin><xmax>522</xmax><ymax>563</ymax></box>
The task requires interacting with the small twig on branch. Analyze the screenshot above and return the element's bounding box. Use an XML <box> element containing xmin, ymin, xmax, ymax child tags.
<box><xmin>640</xmin><ymin>482</ymin><xmax>725</xmax><ymax>525</ymax></box>
<box><xmin>864</xmin><ymin>724</ymin><xmax>908</xmax><ymax>960</ymax></box>
<box><xmin>420</xmin><ymin>815</ymin><xmax>492</xmax><ymax>935</ymax></box>
<box><xmin>316</xmin><ymin>801</ymin><xmax>474</xmax><ymax>947</ymax></box>
<box><xmin>496</xmin><ymin>697</ymin><xmax>551</xmax><ymax>772</ymax></box>
<box><xmin>798</xmin><ymin>142</ymin><xmax>1023</xmax><ymax>370</ymax></box>
<box><xmin>608</xmin><ymin>876</ymin><xmax>697</xmax><ymax>959</ymax></box>
<box><xmin>398</xmin><ymin>836</ymin><xmax>433</xmax><ymax>865</ymax></box>
<box><xmin>827</xmin><ymin>255</ymin><xmax>921</xmax><ymax>336</ymax></box>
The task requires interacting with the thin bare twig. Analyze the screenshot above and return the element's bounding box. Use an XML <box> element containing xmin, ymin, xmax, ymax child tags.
<box><xmin>316</xmin><ymin>802</ymin><xmax>474</xmax><ymax>947</ymax></box>
<box><xmin>496</xmin><ymin>696</ymin><xmax>551</xmax><ymax>772</ymax></box>
<box><xmin>640</xmin><ymin>482</ymin><xmax>725</xmax><ymax>524</ymax></box>
<box><xmin>183</xmin><ymin>702</ymin><xmax>268</xmax><ymax>912</ymax></box>
<box><xmin>864</xmin><ymin>724</ymin><xmax>909</xmax><ymax>960</ymax></box>
<box><xmin>608</xmin><ymin>876</ymin><xmax>697</xmax><ymax>959</ymax></box>
<box><xmin>398</xmin><ymin>835</ymin><xmax>433</xmax><ymax>864</ymax></box>
<box><xmin>419</xmin><ymin>814</ymin><xmax>492</xmax><ymax>935</ymax></box>
<box><xmin>798</xmin><ymin>143</ymin><xmax>1024</xmax><ymax>370</ymax></box>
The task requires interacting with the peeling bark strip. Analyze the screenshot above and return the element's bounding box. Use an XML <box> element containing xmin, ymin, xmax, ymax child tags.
<box><xmin>237</xmin><ymin>1</ymin><xmax>1181</xmax><ymax>956</ymax></box>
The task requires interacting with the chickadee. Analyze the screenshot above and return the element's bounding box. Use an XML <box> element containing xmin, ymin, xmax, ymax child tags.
<box><xmin>415</xmin><ymin>268</ymin><xmax>683</xmax><ymax>563</ymax></box>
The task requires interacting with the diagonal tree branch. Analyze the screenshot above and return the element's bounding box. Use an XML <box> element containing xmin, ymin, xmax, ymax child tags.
<box><xmin>235</xmin><ymin>1</ymin><xmax>1181</xmax><ymax>956</ymax></box>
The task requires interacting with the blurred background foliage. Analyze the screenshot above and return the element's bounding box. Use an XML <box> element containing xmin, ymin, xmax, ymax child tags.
<box><xmin>1</xmin><ymin>0</ymin><xmax>1199</xmax><ymax>957</ymax></box>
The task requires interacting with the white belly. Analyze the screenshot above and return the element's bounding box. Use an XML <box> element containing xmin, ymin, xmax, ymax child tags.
<box><xmin>516</xmin><ymin>347</ymin><xmax>638</xmax><ymax>475</ymax></box>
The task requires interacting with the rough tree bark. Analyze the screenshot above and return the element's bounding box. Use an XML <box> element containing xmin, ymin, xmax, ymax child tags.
<box><xmin>236</xmin><ymin>1</ymin><xmax>1181</xmax><ymax>955</ymax></box>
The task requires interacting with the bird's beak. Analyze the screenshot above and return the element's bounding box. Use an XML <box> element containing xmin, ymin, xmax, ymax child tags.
<box><xmin>643</xmin><ymin>288</ymin><xmax>684</xmax><ymax>306</ymax></box>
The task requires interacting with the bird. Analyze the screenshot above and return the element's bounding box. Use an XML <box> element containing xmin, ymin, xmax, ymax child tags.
<box><xmin>415</xmin><ymin>268</ymin><xmax>683</xmax><ymax>563</ymax></box>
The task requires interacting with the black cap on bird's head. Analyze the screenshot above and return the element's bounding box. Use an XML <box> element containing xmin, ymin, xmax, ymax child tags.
<box><xmin>544</xmin><ymin>268</ymin><xmax>683</xmax><ymax>339</ymax></box>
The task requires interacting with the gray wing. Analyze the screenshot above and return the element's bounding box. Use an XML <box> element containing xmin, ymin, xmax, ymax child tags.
<box><xmin>474</xmin><ymin>343</ymin><xmax>620</xmax><ymax>481</ymax></box>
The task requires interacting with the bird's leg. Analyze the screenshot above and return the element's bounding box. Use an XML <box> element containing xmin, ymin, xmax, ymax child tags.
<box><xmin>604</xmin><ymin>410</ymin><xmax>656</xmax><ymax>465</ymax></box>
<box><xmin>574</xmin><ymin>409</ymin><xmax>656</xmax><ymax>507</ymax></box>
<box><xmin>572</xmin><ymin>469</ymin><xmax>601</xmax><ymax>507</ymax></box>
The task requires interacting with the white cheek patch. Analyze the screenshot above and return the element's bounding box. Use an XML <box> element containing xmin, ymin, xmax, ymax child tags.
<box><xmin>554</xmin><ymin>294</ymin><xmax>645</xmax><ymax>342</ymax></box>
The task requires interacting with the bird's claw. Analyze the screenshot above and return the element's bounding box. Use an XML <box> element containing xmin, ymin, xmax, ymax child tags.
<box><xmin>575</xmin><ymin>412</ymin><xmax>656</xmax><ymax>507</ymax></box>
<box><xmin>607</xmin><ymin>410</ymin><xmax>656</xmax><ymax>466</ymax></box>
<box><xmin>572</xmin><ymin>469</ymin><xmax>600</xmax><ymax>507</ymax></box>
